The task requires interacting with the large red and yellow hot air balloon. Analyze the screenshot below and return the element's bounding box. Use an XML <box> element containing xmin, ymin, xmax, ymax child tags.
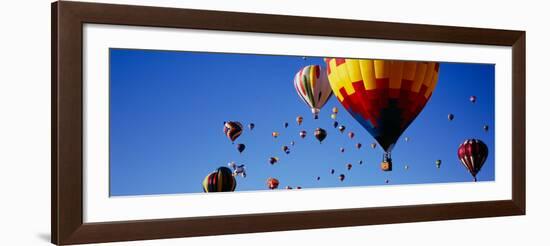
<box><xmin>325</xmin><ymin>58</ymin><xmax>440</xmax><ymax>171</ymax></box>
<box><xmin>458</xmin><ymin>139</ymin><xmax>488</xmax><ymax>182</ymax></box>
<box><xmin>294</xmin><ymin>65</ymin><xmax>333</xmax><ymax>119</ymax></box>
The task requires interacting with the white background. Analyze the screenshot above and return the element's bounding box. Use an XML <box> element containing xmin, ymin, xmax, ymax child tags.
<box><xmin>0</xmin><ymin>0</ymin><xmax>547</xmax><ymax>245</ymax></box>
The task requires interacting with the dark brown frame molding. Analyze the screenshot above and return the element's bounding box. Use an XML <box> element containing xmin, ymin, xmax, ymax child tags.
<box><xmin>52</xmin><ymin>1</ymin><xmax>525</xmax><ymax>245</ymax></box>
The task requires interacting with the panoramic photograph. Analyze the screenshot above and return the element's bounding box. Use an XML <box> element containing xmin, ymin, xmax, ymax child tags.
<box><xmin>109</xmin><ymin>49</ymin><xmax>495</xmax><ymax>196</ymax></box>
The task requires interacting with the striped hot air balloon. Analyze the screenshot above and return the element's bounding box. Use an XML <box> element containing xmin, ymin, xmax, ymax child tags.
<box><xmin>325</xmin><ymin>58</ymin><xmax>440</xmax><ymax>171</ymax></box>
<box><xmin>202</xmin><ymin>167</ymin><xmax>236</xmax><ymax>192</ymax></box>
<box><xmin>294</xmin><ymin>65</ymin><xmax>333</xmax><ymax>119</ymax></box>
<box><xmin>223</xmin><ymin>121</ymin><xmax>243</xmax><ymax>143</ymax></box>
<box><xmin>458</xmin><ymin>139</ymin><xmax>488</xmax><ymax>182</ymax></box>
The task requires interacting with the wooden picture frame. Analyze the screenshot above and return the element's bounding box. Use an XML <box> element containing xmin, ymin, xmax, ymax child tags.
<box><xmin>52</xmin><ymin>1</ymin><xmax>525</xmax><ymax>245</ymax></box>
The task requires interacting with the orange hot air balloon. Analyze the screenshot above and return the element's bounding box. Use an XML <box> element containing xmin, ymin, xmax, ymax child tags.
<box><xmin>296</xmin><ymin>116</ymin><xmax>303</xmax><ymax>125</ymax></box>
<box><xmin>267</xmin><ymin>177</ymin><xmax>280</xmax><ymax>189</ymax></box>
<box><xmin>325</xmin><ymin>58</ymin><xmax>440</xmax><ymax>171</ymax></box>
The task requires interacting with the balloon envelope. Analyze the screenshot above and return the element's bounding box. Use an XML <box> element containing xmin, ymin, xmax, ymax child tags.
<box><xmin>202</xmin><ymin>167</ymin><xmax>236</xmax><ymax>192</ymax></box>
<box><xmin>236</xmin><ymin>143</ymin><xmax>246</xmax><ymax>153</ymax></box>
<box><xmin>267</xmin><ymin>177</ymin><xmax>280</xmax><ymax>189</ymax></box>
<box><xmin>325</xmin><ymin>58</ymin><xmax>440</xmax><ymax>153</ymax></box>
<box><xmin>223</xmin><ymin>121</ymin><xmax>243</xmax><ymax>142</ymax></box>
<box><xmin>458</xmin><ymin>139</ymin><xmax>488</xmax><ymax>181</ymax></box>
<box><xmin>314</xmin><ymin>128</ymin><xmax>327</xmax><ymax>143</ymax></box>
<box><xmin>294</xmin><ymin>65</ymin><xmax>333</xmax><ymax>119</ymax></box>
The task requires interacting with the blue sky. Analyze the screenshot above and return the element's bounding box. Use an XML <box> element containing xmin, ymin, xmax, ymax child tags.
<box><xmin>109</xmin><ymin>49</ymin><xmax>495</xmax><ymax>196</ymax></box>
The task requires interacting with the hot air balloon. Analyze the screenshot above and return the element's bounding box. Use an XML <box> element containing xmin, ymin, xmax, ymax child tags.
<box><xmin>371</xmin><ymin>143</ymin><xmax>377</xmax><ymax>149</ymax></box>
<box><xmin>348</xmin><ymin>132</ymin><xmax>355</xmax><ymax>139</ymax></box>
<box><xmin>458</xmin><ymin>139</ymin><xmax>488</xmax><ymax>182</ymax></box>
<box><xmin>385</xmin><ymin>179</ymin><xmax>390</xmax><ymax>184</ymax></box>
<box><xmin>202</xmin><ymin>167</ymin><xmax>236</xmax><ymax>192</ymax></box>
<box><xmin>356</xmin><ymin>143</ymin><xmax>362</xmax><ymax>149</ymax></box>
<box><xmin>223</xmin><ymin>121</ymin><xmax>243</xmax><ymax>143</ymax></box>
<box><xmin>314</xmin><ymin>128</ymin><xmax>327</xmax><ymax>143</ymax></box>
<box><xmin>470</xmin><ymin>95</ymin><xmax>477</xmax><ymax>103</ymax></box>
<box><xmin>338</xmin><ymin>125</ymin><xmax>346</xmax><ymax>133</ymax></box>
<box><xmin>267</xmin><ymin>177</ymin><xmax>280</xmax><ymax>189</ymax></box>
<box><xmin>340</xmin><ymin>147</ymin><xmax>345</xmax><ymax>153</ymax></box>
<box><xmin>333</xmin><ymin>121</ymin><xmax>339</xmax><ymax>128</ymax></box>
<box><xmin>346</xmin><ymin>163</ymin><xmax>352</xmax><ymax>170</ymax></box>
<box><xmin>404</xmin><ymin>165</ymin><xmax>409</xmax><ymax>170</ymax></box>
<box><xmin>435</xmin><ymin>159</ymin><xmax>442</xmax><ymax>168</ymax></box>
<box><xmin>404</xmin><ymin>137</ymin><xmax>410</xmax><ymax>142</ymax></box>
<box><xmin>228</xmin><ymin>162</ymin><xmax>246</xmax><ymax>178</ymax></box>
<box><xmin>290</xmin><ymin>140</ymin><xmax>295</xmax><ymax>146</ymax></box>
<box><xmin>285</xmin><ymin>186</ymin><xmax>293</xmax><ymax>190</ymax></box>
<box><xmin>296</xmin><ymin>186</ymin><xmax>302</xmax><ymax>189</ymax></box>
<box><xmin>483</xmin><ymin>125</ymin><xmax>489</xmax><ymax>132</ymax></box>
<box><xmin>236</xmin><ymin>143</ymin><xmax>246</xmax><ymax>153</ymax></box>
<box><xmin>359</xmin><ymin>160</ymin><xmax>363</xmax><ymax>165</ymax></box>
<box><xmin>272</xmin><ymin>132</ymin><xmax>279</xmax><ymax>138</ymax></box>
<box><xmin>294</xmin><ymin>65</ymin><xmax>333</xmax><ymax>119</ymax></box>
<box><xmin>284</xmin><ymin>122</ymin><xmax>289</xmax><ymax>128</ymax></box>
<box><xmin>338</xmin><ymin>174</ymin><xmax>345</xmax><ymax>182</ymax></box>
<box><xmin>325</xmin><ymin>58</ymin><xmax>440</xmax><ymax>172</ymax></box>
<box><xmin>316</xmin><ymin>176</ymin><xmax>321</xmax><ymax>181</ymax></box>
<box><xmin>299</xmin><ymin>130</ymin><xmax>307</xmax><ymax>139</ymax></box>
<box><xmin>332</xmin><ymin>107</ymin><xmax>339</xmax><ymax>114</ymax></box>
<box><xmin>248</xmin><ymin>123</ymin><xmax>255</xmax><ymax>131</ymax></box>
<box><xmin>330</xmin><ymin>169</ymin><xmax>335</xmax><ymax>175</ymax></box>
<box><xmin>330</xmin><ymin>113</ymin><xmax>337</xmax><ymax>120</ymax></box>
<box><xmin>296</xmin><ymin>116</ymin><xmax>303</xmax><ymax>125</ymax></box>
<box><xmin>282</xmin><ymin>145</ymin><xmax>290</xmax><ymax>154</ymax></box>
<box><xmin>448</xmin><ymin>113</ymin><xmax>454</xmax><ymax>121</ymax></box>
<box><xmin>269</xmin><ymin>157</ymin><xmax>279</xmax><ymax>165</ymax></box>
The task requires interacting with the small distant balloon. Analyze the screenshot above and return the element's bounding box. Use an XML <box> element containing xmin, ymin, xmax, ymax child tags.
<box><xmin>330</xmin><ymin>113</ymin><xmax>337</xmax><ymax>120</ymax></box>
<box><xmin>483</xmin><ymin>125</ymin><xmax>489</xmax><ymax>132</ymax></box>
<box><xmin>371</xmin><ymin>143</ymin><xmax>377</xmax><ymax>149</ymax></box>
<box><xmin>248</xmin><ymin>123</ymin><xmax>255</xmax><ymax>131</ymax></box>
<box><xmin>299</xmin><ymin>130</ymin><xmax>307</xmax><ymax>139</ymax></box>
<box><xmin>405</xmin><ymin>165</ymin><xmax>409</xmax><ymax>170</ymax></box>
<box><xmin>346</xmin><ymin>163</ymin><xmax>352</xmax><ymax>170</ymax></box>
<box><xmin>236</xmin><ymin>143</ymin><xmax>246</xmax><ymax>153</ymax></box>
<box><xmin>356</xmin><ymin>143</ymin><xmax>362</xmax><ymax>149</ymax></box>
<box><xmin>348</xmin><ymin>132</ymin><xmax>355</xmax><ymax>139</ymax></box>
<box><xmin>284</xmin><ymin>122</ymin><xmax>289</xmax><ymax>128</ymax></box>
<box><xmin>296</xmin><ymin>186</ymin><xmax>302</xmax><ymax>189</ymax></box>
<box><xmin>269</xmin><ymin>157</ymin><xmax>279</xmax><ymax>165</ymax></box>
<box><xmin>296</xmin><ymin>116</ymin><xmax>303</xmax><ymax>125</ymax></box>
<box><xmin>338</xmin><ymin>125</ymin><xmax>346</xmax><ymax>133</ymax></box>
<box><xmin>267</xmin><ymin>177</ymin><xmax>280</xmax><ymax>189</ymax></box>
<box><xmin>333</xmin><ymin>121</ymin><xmax>339</xmax><ymax>128</ymax></box>
<box><xmin>285</xmin><ymin>186</ymin><xmax>292</xmax><ymax>190</ymax></box>
<box><xmin>316</xmin><ymin>176</ymin><xmax>321</xmax><ymax>181</ymax></box>
<box><xmin>272</xmin><ymin>132</ymin><xmax>279</xmax><ymax>138</ymax></box>
<box><xmin>448</xmin><ymin>113</ymin><xmax>455</xmax><ymax>121</ymax></box>
<box><xmin>340</xmin><ymin>147</ymin><xmax>345</xmax><ymax>153</ymax></box>
<box><xmin>332</xmin><ymin>107</ymin><xmax>338</xmax><ymax>114</ymax></box>
<box><xmin>385</xmin><ymin>179</ymin><xmax>390</xmax><ymax>184</ymax></box>
<box><xmin>290</xmin><ymin>140</ymin><xmax>295</xmax><ymax>146</ymax></box>
<box><xmin>338</xmin><ymin>174</ymin><xmax>345</xmax><ymax>182</ymax></box>
<box><xmin>404</xmin><ymin>137</ymin><xmax>410</xmax><ymax>142</ymax></box>
<box><xmin>436</xmin><ymin>159</ymin><xmax>442</xmax><ymax>168</ymax></box>
<box><xmin>358</xmin><ymin>160</ymin><xmax>363</xmax><ymax>165</ymax></box>
<box><xmin>470</xmin><ymin>95</ymin><xmax>477</xmax><ymax>103</ymax></box>
<box><xmin>282</xmin><ymin>145</ymin><xmax>290</xmax><ymax>154</ymax></box>
<box><xmin>330</xmin><ymin>169</ymin><xmax>335</xmax><ymax>175</ymax></box>
<box><xmin>314</xmin><ymin>128</ymin><xmax>327</xmax><ymax>143</ymax></box>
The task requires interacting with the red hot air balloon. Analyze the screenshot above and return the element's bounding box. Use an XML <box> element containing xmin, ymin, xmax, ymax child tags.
<box><xmin>346</xmin><ymin>163</ymin><xmax>352</xmax><ymax>170</ymax></box>
<box><xmin>325</xmin><ymin>59</ymin><xmax>440</xmax><ymax>172</ymax></box>
<box><xmin>223</xmin><ymin>121</ymin><xmax>243</xmax><ymax>143</ymax></box>
<box><xmin>267</xmin><ymin>177</ymin><xmax>280</xmax><ymax>189</ymax></box>
<box><xmin>458</xmin><ymin>139</ymin><xmax>489</xmax><ymax>182</ymax></box>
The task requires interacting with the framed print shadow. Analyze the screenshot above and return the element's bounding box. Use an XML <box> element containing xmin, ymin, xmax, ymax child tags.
<box><xmin>52</xmin><ymin>1</ymin><xmax>525</xmax><ymax>245</ymax></box>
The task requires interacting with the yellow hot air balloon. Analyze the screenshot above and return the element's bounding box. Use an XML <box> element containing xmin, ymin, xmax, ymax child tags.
<box><xmin>325</xmin><ymin>58</ymin><xmax>439</xmax><ymax>171</ymax></box>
